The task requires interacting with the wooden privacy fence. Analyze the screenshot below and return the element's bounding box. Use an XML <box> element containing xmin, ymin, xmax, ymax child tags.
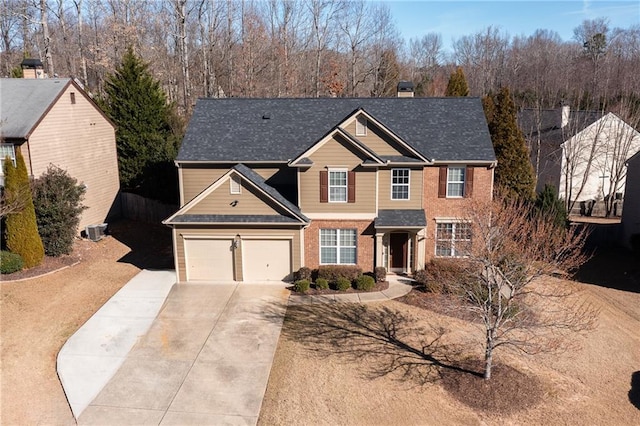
<box><xmin>120</xmin><ymin>192</ymin><xmax>178</xmax><ymax>224</ymax></box>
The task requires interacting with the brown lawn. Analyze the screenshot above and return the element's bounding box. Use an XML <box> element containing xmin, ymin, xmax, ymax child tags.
<box><xmin>1</xmin><ymin>225</ymin><xmax>639</xmax><ymax>426</ymax></box>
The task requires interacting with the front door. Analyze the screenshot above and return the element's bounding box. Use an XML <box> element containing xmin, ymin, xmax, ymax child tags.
<box><xmin>389</xmin><ymin>233</ymin><xmax>408</xmax><ymax>272</ymax></box>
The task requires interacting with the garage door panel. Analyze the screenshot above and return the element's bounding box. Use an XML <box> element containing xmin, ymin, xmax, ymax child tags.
<box><xmin>185</xmin><ymin>239</ymin><xmax>234</xmax><ymax>281</ymax></box>
<box><xmin>243</xmin><ymin>240</ymin><xmax>291</xmax><ymax>282</ymax></box>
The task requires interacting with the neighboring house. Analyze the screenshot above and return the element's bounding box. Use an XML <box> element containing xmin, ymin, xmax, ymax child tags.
<box><xmin>163</xmin><ymin>85</ymin><xmax>496</xmax><ymax>283</ymax></box>
<box><xmin>0</xmin><ymin>77</ymin><xmax>120</xmax><ymax>232</ymax></box>
<box><xmin>519</xmin><ymin>106</ymin><xmax>640</xmax><ymax>216</ymax></box>
<box><xmin>621</xmin><ymin>151</ymin><xmax>640</xmax><ymax>250</ymax></box>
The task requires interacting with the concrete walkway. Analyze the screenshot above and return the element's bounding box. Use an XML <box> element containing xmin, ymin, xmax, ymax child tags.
<box><xmin>58</xmin><ymin>273</ymin><xmax>413</xmax><ymax>425</ymax></box>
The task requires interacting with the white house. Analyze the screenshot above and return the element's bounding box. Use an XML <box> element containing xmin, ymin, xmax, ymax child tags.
<box><xmin>519</xmin><ymin>107</ymin><xmax>640</xmax><ymax>216</ymax></box>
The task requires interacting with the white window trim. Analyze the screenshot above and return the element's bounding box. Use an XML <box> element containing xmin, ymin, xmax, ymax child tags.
<box><xmin>391</xmin><ymin>168</ymin><xmax>410</xmax><ymax>200</ymax></box>
<box><xmin>446</xmin><ymin>166</ymin><xmax>465</xmax><ymax>198</ymax></box>
<box><xmin>435</xmin><ymin>221</ymin><xmax>471</xmax><ymax>258</ymax></box>
<box><xmin>355</xmin><ymin>116</ymin><xmax>367</xmax><ymax>136</ymax></box>
<box><xmin>230</xmin><ymin>175</ymin><xmax>241</xmax><ymax>194</ymax></box>
<box><xmin>0</xmin><ymin>144</ymin><xmax>17</xmax><ymax>180</ymax></box>
<box><xmin>320</xmin><ymin>228</ymin><xmax>357</xmax><ymax>265</ymax></box>
<box><xmin>328</xmin><ymin>168</ymin><xmax>348</xmax><ymax>203</ymax></box>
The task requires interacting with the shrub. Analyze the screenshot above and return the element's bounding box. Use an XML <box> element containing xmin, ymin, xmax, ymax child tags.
<box><xmin>355</xmin><ymin>274</ymin><xmax>375</xmax><ymax>291</ymax></box>
<box><xmin>374</xmin><ymin>266</ymin><xmax>387</xmax><ymax>282</ymax></box>
<box><xmin>315</xmin><ymin>277</ymin><xmax>329</xmax><ymax>290</ymax></box>
<box><xmin>417</xmin><ymin>259</ymin><xmax>476</xmax><ymax>294</ymax></box>
<box><xmin>3</xmin><ymin>152</ymin><xmax>44</xmax><ymax>268</ymax></box>
<box><xmin>318</xmin><ymin>265</ymin><xmax>362</xmax><ymax>282</ymax></box>
<box><xmin>335</xmin><ymin>277</ymin><xmax>352</xmax><ymax>291</ymax></box>
<box><xmin>0</xmin><ymin>250</ymin><xmax>23</xmax><ymax>274</ymax></box>
<box><xmin>293</xmin><ymin>279</ymin><xmax>310</xmax><ymax>293</ymax></box>
<box><xmin>296</xmin><ymin>266</ymin><xmax>312</xmax><ymax>281</ymax></box>
<box><xmin>32</xmin><ymin>165</ymin><xmax>87</xmax><ymax>256</ymax></box>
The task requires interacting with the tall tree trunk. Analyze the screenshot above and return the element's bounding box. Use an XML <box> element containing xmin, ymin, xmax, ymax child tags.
<box><xmin>174</xmin><ymin>0</ymin><xmax>190</xmax><ymax>113</ymax></box>
<box><xmin>40</xmin><ymin>0</ymin><xmax>54</xmax><ymax>76</ymax></box>
<box><xmin>74</xmin><ymin>0</ymin><xmax>88</xmax><ymax>86</ymax></box>
<box><xmin>484</xmin><ymin>330</ymin><xmax>494</xmax><ymax>380</ymax></box>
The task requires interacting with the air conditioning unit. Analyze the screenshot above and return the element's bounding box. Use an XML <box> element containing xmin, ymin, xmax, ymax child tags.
<box><xmin>85</xmin><ymin>223</ymin><xmax>108</xmax><ymax>242</ymax></box>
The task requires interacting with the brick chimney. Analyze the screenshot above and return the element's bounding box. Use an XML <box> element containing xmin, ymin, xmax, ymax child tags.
<box><xmin>21</xmin><ymin>58</ymin><xmax>46</xmax><ymax>79</ymax></box>
<box><xmin>397</xmin><ymin>81</ymin><xmax>414</xmax><ymax>98</ymax></box>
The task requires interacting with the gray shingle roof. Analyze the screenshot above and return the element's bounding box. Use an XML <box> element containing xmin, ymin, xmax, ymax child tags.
<box><xmin>168</xmin><ymin>214</ymin><xmax>303</xmax><ymax>224</ymax></box>
<box><xmin>375</xmin><ymin>209</ymin><xmax>427</xmax><ymax>228</ymax></box>
<box><xmin>178</xmin><ymin>97</ymin><xmax>495</xmax><ymax>163</ymax></box>
<box><xmin>0</xmin><ymin>78</ymin><xmax>71</xmax><ymax>139</ymax></box>
<box><xmin>232</xmin><ymin>164</ymin><xmax>309</xmax><ymax>222</ymax></box>
<box><xmin>518</xmin><ymin>108</ymin><xmax>604</xmax><ymax>145</ymax></box>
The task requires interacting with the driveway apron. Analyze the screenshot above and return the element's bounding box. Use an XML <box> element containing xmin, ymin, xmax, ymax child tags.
<box><xmin>78</xmin><ymin>283</ymin><xmax>289</xmax><ymax>426</ymax></box>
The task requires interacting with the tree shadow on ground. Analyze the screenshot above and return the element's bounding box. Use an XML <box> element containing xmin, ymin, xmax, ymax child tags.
<box><xmin>630</xmin><ymin>371</ymin><xmax>640</xmax><ymax>410</ymax></box>
<box><xmin>108</xmin><ymin>219</ymin><xmax>174</xmax><ymax>270</ymax></box>
<box><xmin>575</xmin><ymin>247</ymin><xmax>640</xmax><ymax>293</ymax></box>
<box><xmin>279</xmin><ymin>302</ymin><xmax>479</xmax><ymax>385</ymax></box>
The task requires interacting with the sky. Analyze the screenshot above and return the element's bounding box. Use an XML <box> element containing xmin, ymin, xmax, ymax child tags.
<box><xmin>384</xmin><ymin>0</ymin><xmax>640</xmax><ymax>51</ymax></box>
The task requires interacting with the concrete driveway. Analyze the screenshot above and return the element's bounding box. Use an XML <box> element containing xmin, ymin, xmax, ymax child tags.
<box><xmin>69</xmin><ymin>279</ymin><xmax>289</xmax><ymax>425</ymax></box>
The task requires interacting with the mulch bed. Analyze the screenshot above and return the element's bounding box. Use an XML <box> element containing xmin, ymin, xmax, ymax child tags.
<box><xmin>289</xmin><ymin>280</ymin><xmax>389</xmax><ymax>296</ymax></box>
<box><xmin>440</xmin><ymin>358</ymin><xmax>545</xmax><ymax>414</ymax></box>
<box><xmin>1</xmin><ymin>247</ymin><xmax>82</xmax><ymax>282</ymax></box>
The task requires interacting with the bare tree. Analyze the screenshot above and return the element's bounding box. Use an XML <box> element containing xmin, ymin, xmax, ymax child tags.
<box><xmin>453</xmin><ymin>26</ymin><xmax>509</xmax><ymax>95</ymax></box>
<box><xmin>443</xmin><ymin>195</ymin><xmax>596</xmax><ymax>380</ymax></box>
<box><xmin>560</xmin><ymin>108</ymin><xmax>606</xmax><ymax>214</ymax></box>
<box><xmin>306</xmin><ymin>0</ymin><xmax>340</xmax><ymax>97</ymax></box>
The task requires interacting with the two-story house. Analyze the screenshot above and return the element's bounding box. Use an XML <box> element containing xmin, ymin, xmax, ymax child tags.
<box><xmin>0</xmin><ymin>74</ymin><xmax>120</xmax><ymax>233</ymax></box>
<box><xmin>163</xmin><ymin>87</ymin><xmax>496</xmax><ymax>282</ymax></box>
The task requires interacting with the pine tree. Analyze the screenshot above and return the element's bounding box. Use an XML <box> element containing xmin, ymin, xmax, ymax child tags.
<box><xmin>483</xmin><ymin>87</ymin><xmax>536</xmax><ymax>200</ymax></box>
<box><xmin>3</xmin><ymin>151</ymin><xmax>44</xmax><ymax>268</ymax></box>
<box><xmin>535</xmin><ymin>184</ymin><xmax>568</xmax><ymax>228</ymax></box>
<box><xmin>445</xmin><ymin>67</ymin><xmax>469</xmax><ymax>97</ymax></box>
<box><xmin>99</xmin><ymin>47</ymin><xmax>182</xmax><ymax>201</ymax></box>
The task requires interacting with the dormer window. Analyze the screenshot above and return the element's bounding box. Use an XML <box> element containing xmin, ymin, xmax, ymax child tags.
<box><xmin>355</xmin><ymin>116</ymin><xmax>367</xmax><ymax>136</ymax></box>
<box><xmin>230</xmin><ymin>175</ymin><xmax>241</xmax><ymax>194</ymax></box>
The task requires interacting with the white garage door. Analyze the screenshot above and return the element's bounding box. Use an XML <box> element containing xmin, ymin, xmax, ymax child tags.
<box><xmin>185</xmin><ymin>239</ymin><xmax>234</xmax><ymax>281</ymax></box>
<box><xmin>242</xmin><ymin>239</ymin><xmax>291</xmax><ymax>282</ymax></box>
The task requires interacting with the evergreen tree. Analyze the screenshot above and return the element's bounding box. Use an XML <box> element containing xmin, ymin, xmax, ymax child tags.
<box><xmin>483</xmin><ymin>87</ymin><xmax>536</xmax><ymax>200</ymax></box>
<box><xmin>3</xmin><ymin>151</ymin><xmax>44</xmax><ymax>268</ymax></box>
<box><xmin>535</xmin><ymin>184</ymin><xmax>568</xmax><ymax>228</ymax></box>
<box><xmin>99</xmin><ymin>47</ymin><xmax>182</xmax><ymax>202</ymax></box>
<box><xmin>32</xmin><ymin>166</ymin><xmax>87</xmax><ymax>256</ymax></box>
<box><xmin>445</xmin><ymin>67</ymin><xmax>469</xmax><ymax>97</ymax></box>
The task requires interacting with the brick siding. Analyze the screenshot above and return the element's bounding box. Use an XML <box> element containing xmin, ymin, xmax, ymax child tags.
<box><xmin>422</xmin><ymin>166</ymin><xmax>494</xmax><ymax>264</ymax></box>
<box><xmin>304</xmin><ymin>219</ymin><xmax>375</xmax><ymax>272</ymax></box>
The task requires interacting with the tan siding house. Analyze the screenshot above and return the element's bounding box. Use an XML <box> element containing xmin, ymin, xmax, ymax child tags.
<box><xmin>1</xmin><ymin>78</ymin><xmax>120</xmax><ymax>232</ymax></box>
<box><xmin>164</xmin><ymin>87</ymin><xmax>496</xmax><ymax>283</ymax></box>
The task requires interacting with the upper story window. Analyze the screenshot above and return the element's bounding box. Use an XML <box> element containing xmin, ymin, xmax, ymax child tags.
<box><xmin>355</xmin><ymin>116</ymin><xmax>367</xmax><ymax>136</ymax></box>
<box><xmin>436</xmin><ymin>222</ymin><xmax>471</xmax><ymax>257</ymax></box>
<box><xmin>320</xmin><ymin>228</ymin><xmax>357</xmax><ymax>264</ymax></box>
<box><xmin>447</xmin><ymin>167</ymin><xmax>466</xmax><ymax>197</ymax></box>
<box><xmin>230</xmin><ymin>175</ymin><xmax>241</xmax><ymax>194</ymax></box>
<box><xmin>391</xmin><ymin>168</ymin><xmax>410</xmax><ymax>200</ymax></box>
<box><xmin>329</xmin><ymin>169</ymin><xmax>347</xmax><ymax>202</ymax></box>
<box><xmin>320</xmin><ymin>169</ymin><xmax>355</xmax><ymax>203</ymax></box>
<box><xmin>0</xmin><ymin>144</ymin><xmax>16</xmax><ymax>178</ymax></box>
<box><xmin>70</xmin><ymin>92</ymin><xmax>76</xmax><ymax>104</ymax></box>
<box><xmin>438</xmin><ymin>165</ymin><xmax>473</xmax><ymax>199</ymax></box>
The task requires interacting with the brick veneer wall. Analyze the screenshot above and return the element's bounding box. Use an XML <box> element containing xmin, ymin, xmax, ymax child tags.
<box><xmin>304</xmin><ymin>219</ymin><xmax>376</xmax><ymax>272</ymax></box>
<box><xmin>422</xmin><ymin>166</ymin><xmax>494</xmax><ymax>264</ymax></box>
